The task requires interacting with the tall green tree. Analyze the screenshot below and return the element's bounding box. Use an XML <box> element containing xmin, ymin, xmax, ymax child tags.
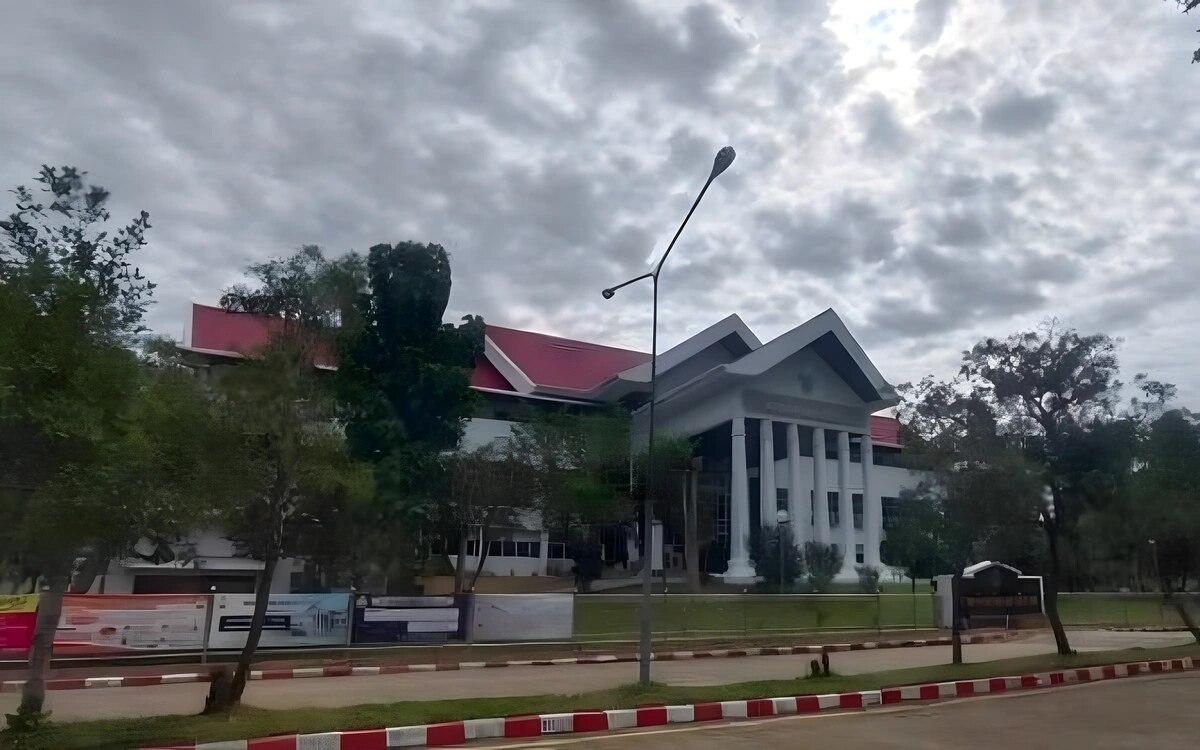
<box><xmin>336</xmin><ymin>242</ymin><xmax>485</xmax><ymax>571</ymax></box>
<box><xmin>882</xmin><ymin>492</ymin><xmax>946</xmax><ymax>593</ymax></box>
<box><xmin>898</xmin><ymin>375</ymin><xmax>1042</xmax><ymax>663</ymax></box>
<box><xmin>961</xmin><ymin>321</ymin><xmax>1122</xmax><ymax>656</ymax></box>
<box><xmin>211</xmin><ymin>249</ymin><xmax>373</xmax><ymax>710</ymax></box>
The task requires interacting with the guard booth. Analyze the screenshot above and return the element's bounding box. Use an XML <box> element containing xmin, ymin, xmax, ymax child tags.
<box><xmin>934</xmin><ymin>561</ymin><xmax>1044</xmax><ymax>629</ymax></box>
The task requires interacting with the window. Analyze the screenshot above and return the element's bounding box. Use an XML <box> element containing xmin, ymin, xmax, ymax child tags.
<box><xmin>850</xmin><ymin>440</ymin><xmax>862</xmax><ymax>464</ymax></box>
<box><xmin>502</xmin><ymin>541</ymin><xmax>517</xmax><ymax>557</ymax></box>
<box><xmin>488</xmin><ymin>540</ymin><xmax>503</xmax><ymax>556</ymax></box>
<box><xmin>828</xmin><ymin>491</ymin><xmax>840</xmax><ymax>527</ymax></box>
<box><xmin>882</xmin><ymin>496</ymin><xmax>901</xmax><ymax>529</ymax></box>
<box><xmin>855</xmin><ymin>544</ymin><xmax>865</xmax><ymax>564</ymax></box>
<box><xmin>516</xmin><ymin>541</ymin><xmax>531</xmax><ymax>557</ymax></box>
<box><xmin>810</xmin><ymin>490</ymin><xmax>815</xmax><ymax>525</ymax></box>
<box><xmin>873</xmin><ymin>447</ymin><xmax>904</xmax><ymax>467</ymax></box>
<box><xmin>853</xmin><ymin>493</ymin><xmax>864</xmax><ymax>529</ymax></box>
<box><xmin>776</xmin><ymin>487</ymin><xmax>788</xmax><ymax>512</ymax></box>
<box><xmin>466</xmin><ymin>540</ymin><xmax>479</xmax><ymax>556</ymax></box>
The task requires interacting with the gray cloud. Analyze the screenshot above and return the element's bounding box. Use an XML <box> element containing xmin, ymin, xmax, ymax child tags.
<box><xmin>981</xmin><ymin>90</ymin><xmax>1061</xmax><ymax>136</ymax></box>
<box><xmin>908</xmin><ymin>0</ymin><xmax>956</xmax><ymax>48</ymax></box>
<box><xmin>3</xmin><ymin>0</ymin><xmax>1200</xmax><ymax>404</ymax></box>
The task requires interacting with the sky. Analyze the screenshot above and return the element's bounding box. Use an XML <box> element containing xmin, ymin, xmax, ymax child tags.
<box><xmin>3</xmin><ymin>1</ymin><xmax>1199</xmax><ymax>403</ymax></box>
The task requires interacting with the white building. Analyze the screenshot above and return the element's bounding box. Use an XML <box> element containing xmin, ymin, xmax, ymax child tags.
<box><xmin>170</xmin><ymin>303</ymin><xmax>924</xmax><ymax>590</ymax></box>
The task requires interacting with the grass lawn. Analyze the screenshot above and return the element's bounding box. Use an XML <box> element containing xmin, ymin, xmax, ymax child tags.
<box><xmin>10</xmin><ymin>643</ymin><xmax>1198</xmax><ymax>750</ymax></box>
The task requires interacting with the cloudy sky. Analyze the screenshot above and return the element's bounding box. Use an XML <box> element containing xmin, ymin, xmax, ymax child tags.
<box><xmin>4</xmin><ymin>1</ymin><xmax>1199</xmax><ymax>402</ymax></box>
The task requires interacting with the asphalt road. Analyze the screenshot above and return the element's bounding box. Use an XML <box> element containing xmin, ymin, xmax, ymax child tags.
<box><xmin>474</xmin><ymin>672</ymin><xmax>1200</xmax><ymax>749</ymax></box>
<box><xmin>0</xmin><ymin>630</ymin><xmax>1190</xmax><ymax>722</ymax></box>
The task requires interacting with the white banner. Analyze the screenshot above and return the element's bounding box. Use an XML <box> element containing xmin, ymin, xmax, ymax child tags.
<box><xmin>208</xmin><ymin>593</ymin><xmax>351</xmax><ymax>649</ymax></box>
<box><xmin>470</xmin><ymin>594</ymin><xmax>574</xmax><ymax>642</ymax></box>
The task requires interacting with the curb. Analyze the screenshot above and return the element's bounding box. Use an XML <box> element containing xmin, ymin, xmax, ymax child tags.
<box><xmin>0</xmin><ymin>633</ymin><xmax>1008</xmax><ymax>693</ymax></box>
<box><xmin>140</xmin><ymin>655</ymin><xmax>1196</xmax><ymax>749</ymax></box>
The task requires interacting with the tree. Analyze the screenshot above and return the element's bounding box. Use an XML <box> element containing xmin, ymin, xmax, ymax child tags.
<box><xmin>882</xmin><ymin>492</ymin><xmax>946</xmax><ymax>593</ymax></box>
<box><xmin>750</xmin><ymin>525</ymin><xmax>804</xmax><ymax>591</ymax></box>
<box><xmin>899</xmin><ymin>375</ymin><xmax>1043</xmax><ymax>663</ymax></box>
<box><xmin>335</xmin><ymin>242</ymin><xmax>484</xmax><ymax>571</ymax></box>
<box><xmin>961</xmin><ymin>321</ymin><xmax>1121</xmax><ymax>656</ymax></box>
<box><xmin>445</xmin><ymin>443</ymin><xmax>531</xmax><ymax>592</ymax></box>
<box><xmin>210</xmin><ymin>250</ymin><xmax>373</xmax><ymax>711</ymax></box>
<box><xmin>0</xmin><ymin>166</ymin><xmax>156</xmax><ymax>716</ymax></box>
<box><xmin>803</xmin><ymin>542</ymin><xmax>842</xmax><ymax>592</ymax></box>
<box><xmin>1133</xmin><ymin>409</ymin><xmax>1200</xmax><ymax>642</ymax></box>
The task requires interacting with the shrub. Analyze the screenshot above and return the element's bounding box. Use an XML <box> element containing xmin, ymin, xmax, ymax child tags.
<box><xmin>803</xmin><ymin>541</ymin><xmax>843</xmax><ymax>592</ymax></box>
<box><xmin>855</xmin><ymin>564</ymin><xmax>881</xmax><ymax>593</ymax></box>
<box><xmin>749</xmin><ymin>525</ymin><xmax>804</xmax><ymax>590</ymax></box>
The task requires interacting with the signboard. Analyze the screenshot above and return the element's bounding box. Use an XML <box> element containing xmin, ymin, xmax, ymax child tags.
<box><xmin>352</xmin><ymin>594</ymin><xmax>464</xmax><ymax>643</ymax></box>
<box><xmin>0</xmin><ymin>594</ymin><xmax>39</xmax><ymax>657</ymax></box>
<box><xmin>208</xmin><ymin>593</ymin><xmax>351</xmax><ymax>649</ymax></box>
<box><xmin>55</xmin><ymin>594</ymin><xmax>208</xmax><ymax>655</ymax></box>
<box><xmin>471</xmin><ymin>594</ymin><xmax>574</xmax><ymax>642</ymax></box>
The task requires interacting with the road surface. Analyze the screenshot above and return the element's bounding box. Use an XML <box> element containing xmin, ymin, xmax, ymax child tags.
<box><xmin>474</xmin><ymin>671</ymin><xmax>1200</xmax><ymax>749</ymax></box>
<box><xmin>0</xmin><ymin>630</ymin><xmax>1189</xmax><ymax>722</ymax></box>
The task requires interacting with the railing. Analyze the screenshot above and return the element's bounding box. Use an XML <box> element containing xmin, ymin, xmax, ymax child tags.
<box><xmin>574</xmin><ymin>593</ymin><xmax>935</xmax><ymax>639</ymax></box>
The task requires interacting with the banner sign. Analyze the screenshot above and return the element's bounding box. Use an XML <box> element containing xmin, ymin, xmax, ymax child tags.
<box><xmin>471</xmin><ymin>594</ymin><xmax>574</xmax><ymax>642</ymax></box>
<box><xmin>208</xmin><ymin>593</ymin><xmax>351</xmax><ymax>649</ymax></box>
<box><xmin>55</xmin><ymin>594</ymin><xmax>208</xmax><ymax>655</ymax></box>
<box><xmin>0</xmin><ymin>594</ymin><xmax>39</xmax><ymax>657</ymax></box>
<box><xmin>352</xmin><ymin>594</ymin><xmax>464</xmax><ymax>643</ymax></box>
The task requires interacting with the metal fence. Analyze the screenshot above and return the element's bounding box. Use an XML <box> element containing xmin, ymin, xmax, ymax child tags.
<box><xmin>574</xmin><ymin>591</ymin><xmax>1199</xmax><ymax>640</ymax></box>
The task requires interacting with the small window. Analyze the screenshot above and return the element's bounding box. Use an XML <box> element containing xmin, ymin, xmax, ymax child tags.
<box><xmin>882</xmin><ymin>496</ymin><xmax>901</xmax><ymax>529</ymax></box>
<box><xmin>488</xmin><ymin>540</ymin><xmax>502</xmax><ymax>556</ymax></box>
<box><xmin>516</xmin><ymin>541</ymin><xmax>531</xmax><ymax>557</ymax></box>
<box><xmin>855</xmin><ymin>544</ymin><xmax>865</xmax><ymax>564</ymax></box>
<box><xmin>853</xmin><ymin>493</ymin><xmax>864</xmax><ymax>530</ymax></box>
<box><xmin>466</xmin><ymin>540</ymin><xmax>479</xmax><ymax>556</ymax></box>
<box><xmin>529</xmin><ymin>542</ymin><xmax>541</xmax><ymax>559</ymax></box>
<box><xmin>776</xmin><ymin>487</ymin><xmax>788</xmax><ymax>512</ymax></box>
<box><xmin>502</xmin><ymin>541</ymin><xmax>517</xmax><ymax>557</ymax></box>
<box><xmin>828</xmin><ymin>491</ymin><xmax>840</xmax><ymax>527</ymax></box>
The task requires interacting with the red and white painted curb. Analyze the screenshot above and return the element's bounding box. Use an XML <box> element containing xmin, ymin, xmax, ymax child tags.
<box><xmin>140</xmin><ymin>656</ymin><xmax>1195</xmax><ymax>749</ymax></box>
<box><xmin>0</xmin><ymin>633</ymin><xmax>1008</xmax><ymax>693</ymax></box>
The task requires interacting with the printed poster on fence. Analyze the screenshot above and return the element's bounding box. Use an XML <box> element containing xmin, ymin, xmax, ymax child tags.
<box><xmin>54</xmin><ymin>594</ymin><xmax>208</xmax><ymax>655</ymax></box>
<box><xmin>208</xmin><ymin>593</ymin><xmax>351</xmax><ymax>649</ymax></box>
<box><xmin>0</xmin><ymin>594</ymin><xmax>39</xmax><ymax>657</ymax></box>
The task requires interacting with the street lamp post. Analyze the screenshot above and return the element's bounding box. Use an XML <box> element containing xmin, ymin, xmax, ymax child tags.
<box><xmin>776</xmin><ymin>509</ymin><xmax>790</xmax><ymax>593</ymax></box>
<box><xmin>603</xmin><ymin>146</ymin><xmax>736</xmax><ymax>684</ymax></box>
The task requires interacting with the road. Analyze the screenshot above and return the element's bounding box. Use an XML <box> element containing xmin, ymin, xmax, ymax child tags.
<box><xmin>473</xmin><ymin>672</ymin><xmax>1200</xmax><ymax>749</ymax></box>
<box><xmin>0</xmin><ymin>630</ymin><xmax>1189</xmax><ymax>722</ymax></box>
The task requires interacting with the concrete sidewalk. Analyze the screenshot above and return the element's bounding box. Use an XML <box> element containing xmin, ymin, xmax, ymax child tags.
<box><xmin>0</xmin><ymin>630</ymin><xmax>1188</xmax><ymax>723</ymax></box>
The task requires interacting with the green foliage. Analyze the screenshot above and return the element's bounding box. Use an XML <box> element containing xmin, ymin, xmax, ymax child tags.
<box><xmin>335</xmin><ymin>241</ymin><xmax>484</xmax><ymax>540</ymax></box>
<box><xmin>881</xmin><ymin>492</ymin><xmax>945</xmax><ymax>583</ymax></box>
<box><xmin>854</xmin><ymin>565</ymin><xmax>881</xmax><ymax>593</ymax></box>
<box><xmin>748</xmin><ymin>525</ymin><xmax>804</xmax><ymax>590</ymax></box>
<box><xmin>0</xmin><ymin>166</ymin><xmax>166</xmax><ymax>585</ymax></box>
<box><xmin>507</xmin><ymin>407</ymin><xmax>633</xmax><ymax>538</ymax></box>
<box><xmin>803</xmin><ymin>541</ymin><xmax>842</xmax><ymax>592</ymax></box>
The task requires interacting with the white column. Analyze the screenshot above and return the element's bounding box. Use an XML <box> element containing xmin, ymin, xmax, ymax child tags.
<box><xmin>786</xmin><ymin>423</ymin><xmax>804</xmax><ymax>545</ymax></box>
<box><xmin>725</xmin><ymin>417</ymin><xmax>755</xmax><ymax>581</ymax></box>
<box><xmin>838</xmin><ymin>431</ymin><xmax>855</xmax><ymax>576</ymax></box>
<box><xmin>760</xmin><ymin>419</ymin><xmax>776</xmax><ymax>528</ymax></box>
<box><xmin>862</xmin><ymin>435</ymin><xmax>881</xmax><ymax>568</ymax></box>
<box><xmin>537</xmin><ymin>529</ymin><xmax>549</xmax><ymax>576</ymax></box>
<box><xmin>812</xmin><ymin>427</ymin><xmax>830</xmax><ymax>544</ymax></box>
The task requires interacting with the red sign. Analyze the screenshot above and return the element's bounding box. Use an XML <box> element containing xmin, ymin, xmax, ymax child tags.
<box><xmin>55</xmin><ymin>594</ymin><xmax>208</xmax><ymax>655</ymax></box>
<box><xmin>0</xmin><ymin>594</ymin><xmax>39</xmax><ymax>657</ymax></box>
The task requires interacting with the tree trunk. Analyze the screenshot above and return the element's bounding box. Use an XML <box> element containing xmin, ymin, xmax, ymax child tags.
<box><xmin>467</xmin><ymin>510</ymin><xmax>500</xmax><ymax>591</ymax></box>
<box><xmin>453</xmin><ymin>526</ymin><xmax>469</xmax><ymax>593</ymax></box>
<box><xmin>221</xmin><ymin>546</ymin><xmax>279</xmax><ymax>709</ymax></box>
<box><xmin>19</xmin><ymin>579</ymin><xmax>65</xmax><ymax>715</ymax></box>
<box><xmin>950</xmin><ymin>571</ymin><xmax>963</xmax><ymax>665</ymax></box>
<box><xmin>685</xmin><ymin>470</ymin><xmax>700</xmax><ymax>594</ymax></box>
<box><xmin>1043</xmin><ymin>520</ymin><xmax>1074</xmax><ymax>655</ymax></box>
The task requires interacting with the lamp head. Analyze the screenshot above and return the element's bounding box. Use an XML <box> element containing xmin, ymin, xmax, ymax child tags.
<box><xmin>601</xmin><ymin>288</ymin><xmax>616</xmax><ymax>299</ymax></box>
<box><xmin>776</xmin><ymin>509</ymin><xmax>790</xmax><ymax>525</ymax></box>
<box><xmin>710</xmin><ymin>146</ymin><xmax>736</xmax><ymax>179</ymax></box>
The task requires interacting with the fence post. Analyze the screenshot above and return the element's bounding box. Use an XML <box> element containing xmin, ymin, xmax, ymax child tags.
<box><xmin>743</xmin><ymin>591</ymin><xmax>748</xmax><ymax>637</ymax></box>
<box><xmin>200</xmin><ymin>594</ymin><xmax>214</xmax><ymax>665</ymax></box>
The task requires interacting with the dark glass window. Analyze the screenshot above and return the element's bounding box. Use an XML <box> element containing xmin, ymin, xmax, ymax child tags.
<box><xmin>828</xmin><ymin>491</ymin><xmax>840</xmax><ymax>527</ymax></box>
<box><xmin>853</xmin><ymin>493</ymin><xmax>864</xmax><ymax>529</ymax></box>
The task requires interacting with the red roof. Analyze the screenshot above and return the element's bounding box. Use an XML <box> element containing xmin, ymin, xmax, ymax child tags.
<box><xmin>870</xmin><ymin>415</ymin><xmax>901</xmax><ymax>446</ymax></box>
<box><xmin>485</xmin><ymin>325</ymin><xmax>648</xmax><ymax>394</ymax></box>
<box><xmin>470</xmin><ymin>356</ymin><xmax>514</xmax><ymax>390</ymax></box>
<box><xmin>188</xmin><ymin>303</ymin><xmax>335</xmax><ymax>366</ymax></box>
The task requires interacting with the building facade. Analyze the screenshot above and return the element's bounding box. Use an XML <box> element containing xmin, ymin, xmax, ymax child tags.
<box><xmin>167</xmin><ymin>303</ymin><xmax>923</xmax><ymax>591</ymax></box>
